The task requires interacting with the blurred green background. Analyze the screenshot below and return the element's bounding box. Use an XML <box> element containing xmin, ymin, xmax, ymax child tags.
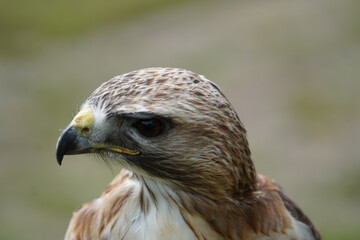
<box><xmin>1</xmin><ymin>0</ymin><xmax>359</xmax><ymax>239</ymax></box>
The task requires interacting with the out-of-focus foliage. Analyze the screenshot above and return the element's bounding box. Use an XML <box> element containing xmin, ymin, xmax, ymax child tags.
<box><xmin>0</xmin><ymin>0</ymin><xmax>188</xmax><ymax>54</ymax></box>
<box><xmin>0</xmin><ymin>0</ymin><xmax>359</xmax><ymax>239</ymax></box>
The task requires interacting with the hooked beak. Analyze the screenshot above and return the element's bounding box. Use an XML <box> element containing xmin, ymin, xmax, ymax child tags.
<box><xmin>56</xmin><ymin>125</ymin><xmax>92</xmax><ymax>165</ymax></box>
<box><xmin>56</xmin><ymin>107</ymin><xmax>140</xmax><ymax>166</ymax></box>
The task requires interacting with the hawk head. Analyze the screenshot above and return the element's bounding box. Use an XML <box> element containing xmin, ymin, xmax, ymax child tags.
<box><xmin>56</xmin><ymin>67</ymin><xmax>256</xmax><ymax>202</ymax></box>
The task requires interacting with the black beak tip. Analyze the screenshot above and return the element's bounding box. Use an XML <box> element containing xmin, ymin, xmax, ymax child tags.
<box><xmin>56</xmin><ymin>125</ymin><xmax>74</xmax><ymax>166</ymax></box>
<box><xmin>56</xmin><ymin>125</ymin><xmax>92</xmax><ymax>166</ymax></box>
<box><xmin>56</xmin><ymin>152</ymin><xmax>63</xmax><ymax>166</ymax></box>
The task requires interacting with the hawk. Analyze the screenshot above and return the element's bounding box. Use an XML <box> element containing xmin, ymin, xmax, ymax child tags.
<box><xmin>56</xmin><ymin>67</ymin><xmax>321</xmax><ymax>240</ymax></box>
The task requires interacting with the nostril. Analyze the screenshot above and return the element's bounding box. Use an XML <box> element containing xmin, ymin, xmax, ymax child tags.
<box><xmin>81</xmin><ymin>127</ymin><xmax>91</xmax><ymax>136</ymax></box>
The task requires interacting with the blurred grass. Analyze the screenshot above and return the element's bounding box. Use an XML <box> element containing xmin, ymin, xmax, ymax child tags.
<box><xmin>287</xmin><ymin>84</ymin><xmax>358</xmax><ymax>136</ymax></box>
<box><xmin>0</xmin><ymin>0</ymin><xmax>191</xmax><ymax>55</ymax></box>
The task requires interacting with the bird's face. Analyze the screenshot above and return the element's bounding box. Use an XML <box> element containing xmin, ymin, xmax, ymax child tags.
<box><xmin>56</xmin><ymin>68</ymin><xmax>255</xmax><ymax>200</ymax></box>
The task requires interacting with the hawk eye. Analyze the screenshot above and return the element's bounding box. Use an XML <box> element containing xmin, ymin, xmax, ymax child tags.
<box><xmin>133</xmin><ymin>118</ymin><xmax>165</xmax><ymax>137</ymax></box>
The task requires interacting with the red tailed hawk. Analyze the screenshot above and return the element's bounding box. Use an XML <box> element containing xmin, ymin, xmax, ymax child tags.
<box><xmin>56</xmin><ymin>67</ymin><xmax>321</xmax><ymax>240</ymax></box>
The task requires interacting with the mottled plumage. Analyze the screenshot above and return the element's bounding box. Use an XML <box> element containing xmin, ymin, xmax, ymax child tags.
<box><xmin>56</xmin><ymin>67</ymin><xmax>321</xmax><ymax>240</ymax></box>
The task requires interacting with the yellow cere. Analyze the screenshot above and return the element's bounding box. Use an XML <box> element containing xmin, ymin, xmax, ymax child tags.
<box><xmin>108</xmin><ymin>147</ymin><xmax>140</xmax><ymax>155</ymax></box>
<box><xmin>72</xmin><ymin>107</ymin><xmax>94</xmax><ymax>131</ymax></box>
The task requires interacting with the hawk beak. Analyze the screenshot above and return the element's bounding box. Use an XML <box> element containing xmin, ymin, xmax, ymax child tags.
<box><xmin>55</xmin><ymin>125</ymin><xmax>140</xmax><ymax>166</ymax></box>
<box><xmin>56</xmin><ymin>107</ymin><xmax>140</xmax><ymax>165</ymax></box>
<box><xmin>56</xmin><ymin>125</ymin><xmax>92</xmax><ymax>165</ymax></box>
<box><xmin>56</xmin><ymin>108</ymin><xmax>95</xmax><ymax>165</ymax></box>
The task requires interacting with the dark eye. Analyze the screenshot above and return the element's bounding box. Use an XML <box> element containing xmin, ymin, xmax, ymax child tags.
<box><xmin>133</xmin><ymin>118</ymin><xmax>165</xmax><ymax>137</ymax></box>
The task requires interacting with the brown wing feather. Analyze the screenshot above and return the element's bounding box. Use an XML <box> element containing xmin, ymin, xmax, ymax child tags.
<box><xmin>278</xmin><ymin>190</ymin><xmax>322</xmax><ymax>240</ymax></box>
<box><xmin>178</xmin><ymin>175</ymin><xmax>308</xmax><ymax>239</ymax></box>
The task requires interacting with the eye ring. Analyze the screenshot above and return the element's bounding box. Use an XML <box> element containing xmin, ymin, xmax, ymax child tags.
<box><xmin>133</xmin><ymin>118</ymin><xmax>165</xmax><ymax>138</ymax></box>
